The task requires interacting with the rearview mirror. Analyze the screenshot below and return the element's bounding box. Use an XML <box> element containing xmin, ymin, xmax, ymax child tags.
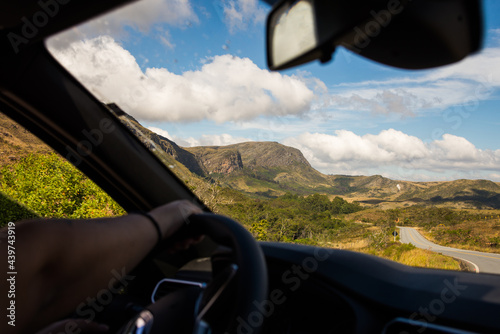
<box><xmin>267</xmin><ymin>0</ymin><xmax>483</xmax><ymax>71</ymax></box>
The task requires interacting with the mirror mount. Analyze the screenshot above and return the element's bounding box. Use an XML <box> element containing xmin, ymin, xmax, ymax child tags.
<box><xmin>319</xmin><ymin>45</ymin><xmax>334</xmax><ymax>64</ymax></box>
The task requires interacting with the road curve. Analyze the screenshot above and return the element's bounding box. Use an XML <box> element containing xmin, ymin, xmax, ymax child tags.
<box><xmin>399</xmin><ymin>226</ymin><xmax>500</xmax><ymax>275</ymax></box>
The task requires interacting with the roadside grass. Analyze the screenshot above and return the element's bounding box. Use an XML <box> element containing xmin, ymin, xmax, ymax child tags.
<box><xmin>359</xmin><ymin>242</ymin><xmax>461</xmax><ymax>271</ymax></box>
<box><xmin>421</xmin><ymin>218</ymin><xmax>500</xmax><ymax>254</ymax></box>
<box><xmin>397</xmin><ymin>248</ymin><xmax>461</xmax><ymax>270</ymax></box>
<box><xmin>346</xmin><ymin>206</ymin><xmax>500</xmax><ymax>254</ymax></box>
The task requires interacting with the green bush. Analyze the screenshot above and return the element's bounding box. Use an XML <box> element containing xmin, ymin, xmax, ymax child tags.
<box><xmin>293</xmin><ymin>238</ymin><xmax>318</xmax><ymax>246</ymax></box>
<box><xmin>250</xmin><ymin>219</ymin><xmax>270</xmax><ymax>241</ymax></box>
<box><xmin>219</xmin><ymin>192</ymin><xmax>365</xmax><ymax>244</ymax></box>
<box><xmin>382</xmin><ymin>242</ymin><xmax>416</xmax><ymax>260</ymax></box>
<box><xmin>0</xmin><ymin>153</ymin><xmax>125</xmax><ymax>220</ymax></box>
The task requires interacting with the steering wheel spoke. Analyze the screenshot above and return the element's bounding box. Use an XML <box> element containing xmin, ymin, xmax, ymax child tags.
<box><xmin>126</xmin><ymin>213</ymin><xmax>268</xmax><ymax>334</ymax></box>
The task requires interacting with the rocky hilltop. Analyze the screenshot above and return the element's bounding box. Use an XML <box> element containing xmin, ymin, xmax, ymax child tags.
<box><xmin>184</xmin><ymin>141</ymin><xmax>333</xmax><ymax>197</ymax></box>
<box><xmin>111</xmin><ymin>107</ymin><xmax>500</xmax><ymax>207</ymax></box>
<box><xmin>116</xmin><ymin>114</ymin><xmax>205</xmax><ymax>176</ymax></box>
<box><xmin>3</xmin><ymin>105</ymin><xmax>500</xmax><ymax>209</ymax></box>
<box><xmin>225</xmin><ymin>141</ymin><xmax>311</xmax><ymax>169</ymax></box>
<box><xmin>185</xmin><ymin>146</ymin><xmax>244</xmax><ymax>175</ymax></box>
<box><xmin>186</xmin><ymin>141</ymin><xmax>313</xmax><ymax>172</ymax></box>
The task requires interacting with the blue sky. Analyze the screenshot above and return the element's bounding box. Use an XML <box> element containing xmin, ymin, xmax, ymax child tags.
<box><xmin>47</xmin><ymin>0</ymin><xmax>500</xmax><ymax>182</ymax></box>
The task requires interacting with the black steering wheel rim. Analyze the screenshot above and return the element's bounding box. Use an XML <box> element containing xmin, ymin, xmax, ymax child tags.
<box><xmin>189</xmin><ymin>213</ymin><xmax>268</xmax><ymax>333</ymax></box>
<box><xmin>147</xmin><ymin>213</ymin><xmax>268</xmax><ymax>334</ymax></box>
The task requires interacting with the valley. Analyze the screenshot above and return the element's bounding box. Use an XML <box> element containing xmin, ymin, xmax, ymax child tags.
<box><xmin>108</xmin><ymin>107</ymin><xmax>500</xmax><ymax>211</ymax></box>
<box><xmin>2</xmin><ymin>109</ymin><xmax>500</xmax><ymax>272</ymax></box>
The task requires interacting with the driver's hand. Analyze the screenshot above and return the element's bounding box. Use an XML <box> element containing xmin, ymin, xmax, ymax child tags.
<box><xmin>35</xmin><ymin>319</ymin><xmax>109</xmax><ymax>334</ymax></box>
<box><xmin>148</xmin><ymin>200</ymin><xmax>204</xmax><ymax>249</ymax></box>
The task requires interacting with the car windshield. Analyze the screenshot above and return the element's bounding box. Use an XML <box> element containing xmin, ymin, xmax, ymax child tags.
<box><xmin>45</xmin><ymin>0</ymin><xmax>500</xmax><ymax>274</ymax></box>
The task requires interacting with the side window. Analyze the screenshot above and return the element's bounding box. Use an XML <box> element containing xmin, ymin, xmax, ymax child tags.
<box><xmin>0</xmin><ymin>111</ymin><xmax>124</xmax><ymax>227</ymax></box>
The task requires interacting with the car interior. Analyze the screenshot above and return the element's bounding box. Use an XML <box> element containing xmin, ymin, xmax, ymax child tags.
<box><xmin>0</xmin><ymin>0</ymin><xmax>499</xmax><ymax>333</ymax></box>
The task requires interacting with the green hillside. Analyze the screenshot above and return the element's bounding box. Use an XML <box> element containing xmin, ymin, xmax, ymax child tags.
<box><xmin>109</xmin><ymin>106</ymin><xmax>500</xmax><ymax>208</ymax></box>
<box><xmin>394</xmin><ymin>179</ymin><xmax>500</xmax><ymax>209</ymax></box>
<box><xmin>3</xmin><ymin>106</ymin><xmax>500</xmax><ymax>209</ymax></box>
<box><xmin>2</xmin><ymin>109</ymin><xmax>496</xmax><ymax>270</ymax></box>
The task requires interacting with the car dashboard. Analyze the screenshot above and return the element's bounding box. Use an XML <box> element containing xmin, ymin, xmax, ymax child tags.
<box><xmin>111</xmin><ymin>242</ymin><xmax>500</xmax><ymax>334</ymax></box>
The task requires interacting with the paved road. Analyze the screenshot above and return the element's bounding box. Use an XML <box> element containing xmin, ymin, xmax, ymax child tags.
<box><xmin>399</xmin><ymin>227</ymin><xmax>500</xmax><ymax>275</ymax></box>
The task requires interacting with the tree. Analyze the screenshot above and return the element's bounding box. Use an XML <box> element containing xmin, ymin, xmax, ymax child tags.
<box><xmin>250</xmin><ymin>219</ymin><xmax>270</xmax><ymax>241</ymax></box>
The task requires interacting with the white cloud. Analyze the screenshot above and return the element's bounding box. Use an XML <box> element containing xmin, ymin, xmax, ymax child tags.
<box><xmin>50</xmin><ymin>36</ymin><xmax>314</xmax><ymax>123</ymax></box>
<box><xmin>193</xmin><ymin>133</ymin><xmax>252</xmax><ymax>146</ymax></box>
<box><xmin>283</xmin><ymin>130</ymin><xmax>500</xmax><ymax>181</ymax></box>
<box><xmin>148</xmin><ymin>126</ymin><xmax>172</xmax><ymax>139</ymax></box>
<box><xmin>326</xmin><ymin>47</ymin><xmax>500</xmax><ymax>116</ymax></box>
<box><xmin>148</xmin><ymin>127</ymin><xmax>251</xmax><ymax>147</ymax></box>
<box><xmin>222</xmin><ymin>0</ymin><xmax>267</xmax><ymax>33</ymax></box>
<box><xmin>489</xmin><ymin>173</ymin><xmax>500</xmax><ymax>181</ymax></box>
<box><xmin>159</xmin><ymin>30</ymin><xmax>176</xmax><ymax>49</ymax></box>
<box><xmin>47</xmin><ymin>0</ymin><xmax>198</xmax><ymax>49</ymax></box>
<box><xmin>432</xmin><ymin>134</ymin><xmax>479</xmax><ymax>161</ymax></box>
<box><xmin>94</xmin><ymin>0</ymin><xmax>198</xmax><ymax>32</ymax></box>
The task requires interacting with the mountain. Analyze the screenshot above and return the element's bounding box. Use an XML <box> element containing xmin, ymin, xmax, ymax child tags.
<box><xmin>185</xmin><ymin>141</ymin><xmax>335</xmax><ymax>197</ymax></box>
<box><xmin>105</xmin><ymin>104</ymin><xmax>203</xmax><ymax>178</ymax></box>
<box><xmin>2</xmin><ymin>106</ymin><xmax>500</xmax><ymax>209</ymax></box>
<box><xmin>185</xmin><ymin>145</ymin><xmax>244</xmax><ymax>175</ymax></box>
<box><xmin>106</xmin><ymin>105</ymin><xmax>500</xmax><ymax>208</ymax></box>
<box><xmin>394</xmin><ymin>179</ymin><xmax>500</xmax><ymax>209</ymax></box>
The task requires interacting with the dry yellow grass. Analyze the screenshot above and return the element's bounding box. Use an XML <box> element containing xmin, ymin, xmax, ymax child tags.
<box><xmin>398</xmin><ymin>248</ymin><xmax>461</xmax><ymax>270</ymax></box>
<box><xmin>357</xmin><ymin>244</ymin><xmax>461</xmax><ymax>271</ymax></box>
<box><xmin>321</xmin><ymin>239</ymin><xmax>369</xmax><ymax>250</ymax></box>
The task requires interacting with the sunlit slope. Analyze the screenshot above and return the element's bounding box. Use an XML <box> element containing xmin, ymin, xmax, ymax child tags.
<box><xmin>0</xmin><ymin>112</ymin><xmax>53</xmax><ymax>167</ymax></box>
<box><xmin>113</xmin><ymin>110</ymin><xmax>203</xmax><ymax>184</ymax></box>
<box><xmin>396</xmin><ymin>179</ymin><xmax>500</xmax><ymax>203</ymax></box>
<box><xmin>4</xmin><ymin>106</ymin><xmax>500</xmax><ymax>208</ymax></box>
<box><xmin>186</xmin><ymin>142</ymin><xmax>335</xmax><ymax>196</ymax></box>
<box><xmin>113</xmin><ymin>108</ymin><xmax>500</xmax><ymax>206</ymax></box>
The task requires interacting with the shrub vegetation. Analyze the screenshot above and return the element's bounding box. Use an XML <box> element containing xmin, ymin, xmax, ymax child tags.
<box><xmin>0</xmin><ymin>153</ymin><xmax>124</xmax><ymax>226</ymax></box>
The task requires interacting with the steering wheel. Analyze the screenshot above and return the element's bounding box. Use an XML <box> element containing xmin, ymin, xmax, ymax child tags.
<box><xmin>122</xmin><ymin>213</ymin><xmax>269</xmax><ymax>334</ymax></box>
